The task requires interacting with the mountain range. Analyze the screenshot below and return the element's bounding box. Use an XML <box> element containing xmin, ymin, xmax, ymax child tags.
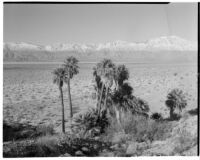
<box><xmin>3</xmin><ymin>36</ymin><xmax>197</xmax><ymax>63</ymax></box>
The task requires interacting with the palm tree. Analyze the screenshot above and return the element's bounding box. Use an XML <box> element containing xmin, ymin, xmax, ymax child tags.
<box><xmin>112</xmin><ymin>82</ymin><xmax>133</xmax><ymax>125</ymax></box>
<box><xmin>112</xmin><ymin>64</ymin><xmax>149</xmax><ymax>123</ymax></box>
<box><xmin>109</xmin><ymin>64</ymin><xmax>130</xmax><ymax>126</ymax></box>
<box><xmin>95</xmin><ymin>59</ymin><xmax>115</xmax><ymax>111</ymax></box>
<box><xmin>114</xmin><ymin>64</ymin><xmax>129</xmax><ymax>91</ymax></box>
<box><xmin>165</xmin><ymin>88</ymin><xmax>187</xmax><ymax>119</ymax></box>
<box><xmin>53</xmin><ymin>67</ymin><xmax>66</xmax><ymax>133</ymax></box>
<box><xmin>62</xmin><ymin>56</ymin><xmax>79</xmax><ymax>121</ymax></box>
<box><xmin>93</xmin><ymin>66</ymin><xmax>102</xmax><ymax>108</ymax></box>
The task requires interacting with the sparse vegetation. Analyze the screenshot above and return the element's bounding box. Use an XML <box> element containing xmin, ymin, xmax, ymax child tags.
<box><xmin>36</xmin><ymin>135</ymin><xmax>60</xmax><ymax>157</ymax></box>
<box><xmin>35</xmin><ymin>124</ymin><xmax>55</xmax><ymax>136</ymax></box>
<box><xmin>173</xmin><ymin>129</ymin><xmax>197</xmax><ymax>155</ymax></box>
<box><xmin>3</xmin><ymin>122</ymin><xmax>55</xmax><ymax>141</ymax></box>
<box><xmin>3</xmin><ymin>131</ymin><xmax>111</xmax><ymax>157</ymax></box>
<box><xmin>74</xmin><ymin>108</ymin><xmax>109</xmax><ymax>138</ymax></box>
<box><xmin>3</xmin><ymin>57</ymin><xmax>197</xmax><ymax>157</ymax></box>
<box><xmin>103</xmin><ymin>112</ymin><xmax>172</xmax><ymax>144</ymax></box>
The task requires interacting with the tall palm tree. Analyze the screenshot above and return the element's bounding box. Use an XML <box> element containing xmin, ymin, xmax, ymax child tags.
<box><xmin>165</xmin><ymin>88</ymin><xmax>187</xmax><ymax>119</ymax></box>
<box><xmin>53</xmin><ymin>67</ymin><xmax>66</xmax><ymax>133</ymax></box>
<box><xmin>95</xmin><ymin>59</ymin><xmax>115</xmax><ymax>111</ymax></box>
<box><xmin>62</xmin><ymin>56</ymin><xmax>79</xmax><ymax>121</ymax></box>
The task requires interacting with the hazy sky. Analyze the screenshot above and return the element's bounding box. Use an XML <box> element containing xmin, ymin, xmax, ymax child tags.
<box><xmin>4</xmin><ymin>3</ymin><xmax>197</xmax><ymax>45</ymax></box>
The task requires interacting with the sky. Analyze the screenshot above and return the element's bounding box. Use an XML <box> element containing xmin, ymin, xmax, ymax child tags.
<box><xmin>3</xmin><ymin>3</ymin><xmax>197</xmax><ymax>45</ymax></box>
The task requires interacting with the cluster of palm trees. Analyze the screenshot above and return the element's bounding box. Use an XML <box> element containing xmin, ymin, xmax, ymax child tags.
<box><xmin>53</xmin><ymin>56</ymin><xmax>79</xmax><ymax>133</ymax></box>
<box><xmin>92</xmin><ymin>59</ymin><xmax>188</xmax><ymax>123</ymax></box>
<box><xmin>53</xmin><ymin>57</ymin><xmax>135</xmax><ymax>132</ymax></box>
<box><xmin>53</xmin><ymin>57</ymin><xmax>187</xmax><ymax>133</ymax></box>
<box><xmin>93</xmin><ymin>59</ymin><xmax>150</xmax><ymax>125</ymax></box>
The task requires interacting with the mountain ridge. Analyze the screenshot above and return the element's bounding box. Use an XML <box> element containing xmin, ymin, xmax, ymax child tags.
<box><xmin>3</xmin><ymin>36</ymin><xmax>197</xmax><ymax>62</ymax></box>
<box><xmin>4</xmin><ymin>36</ymin><xmax>197</xmax><ymax>52</ymax></box>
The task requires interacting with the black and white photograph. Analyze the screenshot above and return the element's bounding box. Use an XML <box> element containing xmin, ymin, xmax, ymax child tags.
<box><xmin>3</xmin><ymin>1</ymin><xmax>198</xmax><ymax>157</ymax></box>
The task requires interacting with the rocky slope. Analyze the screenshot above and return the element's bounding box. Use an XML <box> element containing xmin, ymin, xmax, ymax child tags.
<box><xmin>99</xmin><ymin>112</ymin><xmax>198</xmax><ymax>156</ymax></box>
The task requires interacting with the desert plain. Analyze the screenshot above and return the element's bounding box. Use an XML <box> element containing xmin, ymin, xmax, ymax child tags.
<box><xmin>3</xmin><ymin>62</ymin><xmax>197</xmax><ymax>133</ymax></box>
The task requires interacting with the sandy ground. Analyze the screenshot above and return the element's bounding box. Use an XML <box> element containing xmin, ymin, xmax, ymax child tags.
<box><xmin>3</xmin><ymin>63</ymin><xmax>197</xmax><ymax>132</ymax></box>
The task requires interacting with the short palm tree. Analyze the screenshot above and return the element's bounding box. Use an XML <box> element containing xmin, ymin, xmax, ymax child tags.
<box><xmin>53</xmin><ymin>67</ymin><xmax>66</xmax><ymax>133</ymax></box>
<box><xmin>62</xmin><ymin>56</ymin><xmax>79</xmax><ymax>121</ymax></box>
<box><xmin>165</xmin><ymin>88</ymin><xmax>187</xmax><ymax>119</ymax></box>
<box><xmin>93</xmin><ymin>66</ymin><xmax>102</xmax><ymax>108</ymax></box>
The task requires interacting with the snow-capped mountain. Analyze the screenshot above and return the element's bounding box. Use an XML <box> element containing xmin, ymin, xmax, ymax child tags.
<box><xmin>145</xmin><ymin>36</ymin><xmax>197</xmax><ymax>51</ymax></box>
<box><xmin>4</xmin><ymin>36</ymin><xmax>197</xmax><ymax>52</ymax></box>
<box><xmin>3</xmin><ymin>36</ymin><xmax>197</xmax><ymax>62</ymax></box>
<box><xmin>4</xmin><ymin>42</ymin><xmax>44</xmax><ymax>51</ymax></box>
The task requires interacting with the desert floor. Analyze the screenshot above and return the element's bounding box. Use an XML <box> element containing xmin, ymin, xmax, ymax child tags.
<box><xmin>3</xmin><ymin>62</ymin><xmax>197</xmax><ymax>132</ymax></box>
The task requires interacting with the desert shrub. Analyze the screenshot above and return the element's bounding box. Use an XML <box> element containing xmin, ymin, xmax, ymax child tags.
<box><xmin>3</xmin><ymin>122</ymin><xmax>39</xmax><ymax>141</ymax></box>
<box><xmin>3</xmin><ymin>140</ymin><xmax>37</xmax><ymax>157</ymax></box>
<box><xmin>146</xmin><ymin>120</ymin><xmax>173</xmax><ymax>141</ymax></box>
<box><xmin>104</xmin><ymin>112</ymin><xmax>173</xmax><ymax>144</ymax></box>
<box><xmin>188</xmin><ymin>108</ymin><xmax>198</xmax><ymax>116</ymax></box>
<box><xmin>35</xmin><ymin>135</ymin><xmax>60</xmax><ymax>157</ymax></box>
<box><xmin>150</xmin><ymin>112</ymin><xmax>163</xmax><ymax>121</ymax></box>
<box><xmin>120</xmin><ymin>113</ymin><xmax>148</xmax><ymax>135</ymax></box>
<box><xmin>174</xmin><ymin>73</ymin><xmax>178</xmax><ymax>76</ymax></box>
<box><xmin>171</xmin><ymin>113</ymin><xmax>181</xmax><ymax>120</ymax></box>
<box><xmin>74</xmin><ymin>108</ymin><xmax>109</xmax><ymax>138</ymax></box>
<box><xmin>35</xmin><ymin>124</ymin><xmax>55</xmax><ymax>136</ymax></box>
<box><xmin>3</xmin><ymin>122</ymin><xmax>55</xmax><ymax>142</ymax></box>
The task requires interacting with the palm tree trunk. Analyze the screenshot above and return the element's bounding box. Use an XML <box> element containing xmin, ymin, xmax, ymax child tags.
<box><xmin>170</xmin><ymin>107</ymin><xmax>174</xmax><ymax>119</ymax></box>
<box><xmin>67</xmin><ymin>79</ymin><xmax>73</xmax><ymax>128</ymax></box>
<box><xmin>96</xmin><ymin>86</ymin><xmax>99</xmax><ymax>108</ymax></box>
<box><xmin>99</xmin><ymin>83</ymin><xmax>104</xmax><ymax>112</ymax></box>
<box><xmin>115</xmin><ymin>107</ymin><xmax>120</xmax><ymax>125</ymax></box>
<box><xmin>59</xmin><ymin>86</ymin><xmax>65</xmax><ymax>133</ymax></box>
<box><xmin>104</xmin><ymin>86</ymin><xmax>109</xmax><ymax>109</ymax></box>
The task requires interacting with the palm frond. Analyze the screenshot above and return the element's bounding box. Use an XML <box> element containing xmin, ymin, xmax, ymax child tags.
<box><xmin>62</xmin><ymin>56</ymin><xmax>79</xmax><ymax>79</ymax></box>
<box><xmin>52</xmin><ymin>67</ymin><xmax>65</xmax><ymax>87</ymax></box>
<box><xmin>165</xmin><ymin>88</ymin><xmax>187</xmax><ymax>112</ymax></box>
<box><xmin>114</xmin><ymin>64</ymin><xmax>129</xmax><ymax>85</ymax></box>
